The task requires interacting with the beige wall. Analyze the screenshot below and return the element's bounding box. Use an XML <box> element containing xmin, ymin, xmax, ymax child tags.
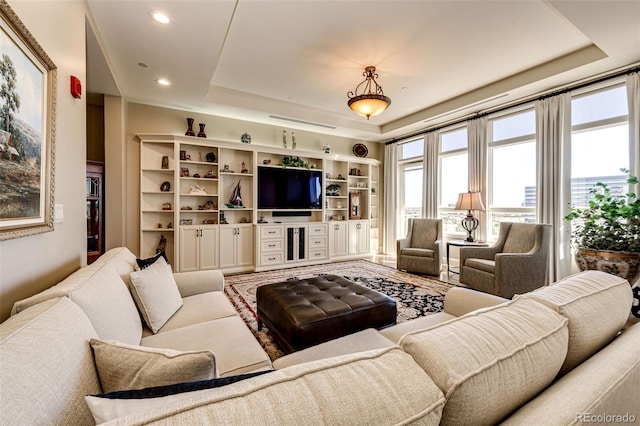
<box><xmin>0</xmin><ymin>1</ymin><xmax>87</xmax><ymax>321</ymax></box>
<box><xmin>124</xmin><ymin>102</ymin><xmax>382</xmax><ymax>253</ymax></box>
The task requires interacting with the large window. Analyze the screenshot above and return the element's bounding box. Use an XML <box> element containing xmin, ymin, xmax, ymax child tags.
<box><xmin>398</xmin><ymin>139</ymin><xmax>424</xmax><ymax>238</ymax></box>
<box><xmin>570</xmin><ymin>84</ymin><xmax>629</xmax><ymax>207</ymax></box>
<box><xmin>487</xmin><ymin>109</ymin><xmax>537</xmax><ymax>241</ymax></box>
<box><xmin>439</xmin><ymin>127</ymin><xmax>468</xmax><ymax>236</ymax></box>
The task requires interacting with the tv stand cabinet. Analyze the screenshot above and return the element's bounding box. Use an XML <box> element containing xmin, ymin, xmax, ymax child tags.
<box><xmin>137</xmin><ymin>134</ymin><xmax>380</xmax><ymax>273</ymax></box>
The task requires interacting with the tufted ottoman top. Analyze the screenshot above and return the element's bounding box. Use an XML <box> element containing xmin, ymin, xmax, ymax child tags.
<box><xmin>257</xmin><ymin>274</ymin><xmax>397</xmax><ymax>352</ymax></box>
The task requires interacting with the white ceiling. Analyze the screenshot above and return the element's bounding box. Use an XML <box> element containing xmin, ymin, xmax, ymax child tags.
<box><xmin>85</xmin><ymin>0</ymin><xmax>640</xmax><ymax>142</ymax></box>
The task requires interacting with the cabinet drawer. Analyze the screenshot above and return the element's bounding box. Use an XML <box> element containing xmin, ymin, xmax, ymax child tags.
<box><xmin>308</xmin><ymin>248</ymin><xmax>328</xmax><ymax>260</ymax></box>
<box><xmin>261</xmin><ymin>239</ymin><xmax>283</xmax><ymax>252</ymax></box>
<box><xmin>260</xmin><ymin>226</ymin><xmax>283</xmax><ymax>239</ymax></box>
<box><xmin>261</xmin><ymin>252</ymin><xmax>283</xmax><ymax>265</ymax></box>
<box><xmin>308</xmin><ymin>224</ymin><xmax>328</xmax><ymax>236</ymax></box>
<box><xmin>309</xmin><ymin>237</ymin><xmax>327</xmax><ymax>248</ymax></box>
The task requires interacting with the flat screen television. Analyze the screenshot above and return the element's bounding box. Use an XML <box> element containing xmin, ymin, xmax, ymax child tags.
<box><xmin>258</xmin><ymin>167</ymin><xmax>322</xmax><ymax>210</ymax></box>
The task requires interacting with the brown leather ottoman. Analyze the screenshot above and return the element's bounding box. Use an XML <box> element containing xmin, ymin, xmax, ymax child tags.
<box><xmin>257</xmin><ymin>274</ymin><xmax>397</xmax><ymax>353</ymax></box>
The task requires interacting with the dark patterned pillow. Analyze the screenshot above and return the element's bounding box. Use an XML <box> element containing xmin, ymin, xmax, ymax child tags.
<box><xmin>631</xmin><ymin>284</ymin><xmax>640</xmax><ymax>319</ymax></box>
<box><xmin>84</xmin><ymin>371</ymin><xmax>272</xmax><ymax>423</ymax></box>
<box><xmin>135</xmin><ymin>251</ymin><xmax>169</xmax><ymax>270</ymax></box>
<box><xmin>95</xmin><ymin>370</ymin><xmax>272</xmax><ymax>400</ymax></box>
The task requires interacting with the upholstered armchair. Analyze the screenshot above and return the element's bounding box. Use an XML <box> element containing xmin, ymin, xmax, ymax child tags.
<box><xmin>397</xmin><ymin>218</ymin><xmax>442</xmax><ymax>276</ymax></box>
<box><xmin>459</xmin><ymin>222</ymin><xmax>551</xmax><ymax>298</ymax></box>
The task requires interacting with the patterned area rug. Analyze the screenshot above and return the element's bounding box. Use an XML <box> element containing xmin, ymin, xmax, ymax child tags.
<box><xmin>224</xmin><ymin>260</ymin><xmax>456</xmax><ymax>361</ymax></box>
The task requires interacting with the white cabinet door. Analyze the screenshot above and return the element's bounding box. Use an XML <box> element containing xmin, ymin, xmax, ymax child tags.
<box><xmin>199</xmin><ymin>226</ymin><xmax>219</xmax><ymax>270</ymax></box>
<box><xmin>179</xmin><ymin>226</ymin><xmax>199</xmax><ymax>272</ymax></box>
<box><xmin>220</xmin><ymin>224</ymin><xmax>254</xmax><ymax>268</ymax></box>
<box><xmin>348</xmin><ymin>220</ymin><xmax>370</xmax><ymax>255</ymax></box>
<box><xmin>329</xmin><ymin>222</ymin><xmax>348</xmax><ymax>257</ymax></box>
<box><xmin>236</xmin><ymin>224</ymin><xmax>254</xmax><ymax>267</ymax></box>
<box><xmin>219</xmin><ymin>225</ymin><xmax>238</xmax><ymax>269</ymax></box>
<box><xmin>180</xmin><ymin>225</ymin><xmax>218</xmax><ymax>271</ymax></box>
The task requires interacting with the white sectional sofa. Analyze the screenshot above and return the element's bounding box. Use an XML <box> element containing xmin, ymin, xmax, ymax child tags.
<box><xmin>1</xmin><ymin>247</ymin><xmax>639</xmax><ymax>425</ymax></box>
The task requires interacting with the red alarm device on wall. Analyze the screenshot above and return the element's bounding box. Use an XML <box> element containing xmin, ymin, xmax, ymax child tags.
<box><xmin>70</xmin><ymin>75</ymin><xmax>82</xmax><ymax>99</ymax></box>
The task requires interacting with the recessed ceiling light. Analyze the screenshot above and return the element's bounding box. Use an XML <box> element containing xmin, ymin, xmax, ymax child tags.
<box><xmin>156</xmin><ymin>78</ymin><xmax>171</xmax><ymax>86</ymax></box>
<box><xmin>151</xmin><ymin>11</ymin><xmax>170</xmax><ymax>24</ymax></box>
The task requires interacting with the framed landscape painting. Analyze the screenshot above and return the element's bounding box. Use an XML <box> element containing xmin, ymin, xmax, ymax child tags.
<box><xmin>0</xmin><ymin>0</ymin><xmax>56</xmax><ymax>241</ymax></box>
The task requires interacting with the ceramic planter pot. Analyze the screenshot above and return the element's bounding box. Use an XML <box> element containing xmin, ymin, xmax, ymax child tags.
<box><xmin>575</xmin><ymin>248</ymin><xmax>640</xmax><ymax>285</ymax></box>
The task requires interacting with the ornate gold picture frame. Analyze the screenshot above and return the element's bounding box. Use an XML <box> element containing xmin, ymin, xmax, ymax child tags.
<box><xmin>0</xmin><ymin>0</ymin><xmax>56</xmax><ymax>241</ymax></box>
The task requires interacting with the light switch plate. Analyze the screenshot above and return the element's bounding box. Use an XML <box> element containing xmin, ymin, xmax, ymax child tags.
<box><xmin>54</xmin><ymin>204</ymin><xmax>64</xmax><ymax>223</ymax></box>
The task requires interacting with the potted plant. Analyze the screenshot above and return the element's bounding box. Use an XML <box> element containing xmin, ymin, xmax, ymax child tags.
<box><xmin>563</xmin><ymin>168</ymin><xmax>640</xmax><ymax>284</ymax></box>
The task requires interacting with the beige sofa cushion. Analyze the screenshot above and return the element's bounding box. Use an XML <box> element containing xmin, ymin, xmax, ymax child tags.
<box><xmin>10</xmin><ymin>247</ymin><xmax>137</xmax><ymax>315</ymax></box>
<box><xmin>142</xmin><ymin>315</ymin><xmax>272</xmax><ymax>377</ymax></box>
<box><xmin>521</xmin><ymin>270</ymin><xmax>632</xmax><ymax>374</ymax></box>
<box><xmin>90</xmin><ymin>339</ymin><xmax>217</xmax><ymax>393</ymax></box>
<box><xmin>129</xmin><ymin>257</ymin><xmax>183</xmax><ymax>333</ymax></box>
<box><xmin>92</xmin><ymin>246</ymin><xmax>138</xmax><ymax>287</ymax></box>
<box><xmin>142</xmin><ymin>291</ymin><xmax>239</xmax><ymax>337</ymax></box>
<box><xmin>102</xmin><ymin>348</ymin><xmax>446</xmax><ymax>426</ymax></box>
<box><xmin>503</xmin><ymin>322</ymin><xmax>640</xmax><ymax>425</ymax></box>
<box><xmin>69</xmin><ymin>264</ymin><xmax>142</xmax><ymax>345</ymax></box>
<box><xmin>400</xmin><ymin>298</ymin><xmax>569</xmax><ymax>426</ymax></box>
<box><xmin>0</xmin><ymin>298</ymin><xmax>102</xmax><ymax>425</ymax></box>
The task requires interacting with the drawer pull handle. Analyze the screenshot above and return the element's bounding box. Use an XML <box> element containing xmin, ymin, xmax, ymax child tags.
<box><xmin>268</xmin><ymin>244</ymin><xmax>276</xmax><ymax>247</ymax></box>
<box><xmin>268</xmin><ymin>257</ymin><xmax>276</xmax><ymax>261</ymax></box>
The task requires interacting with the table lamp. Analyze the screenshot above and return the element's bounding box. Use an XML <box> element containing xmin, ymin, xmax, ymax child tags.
<box><xmin>455</xmin><ymin>191</ymin><xmax>486</xmax><ymax>242</ymax></box>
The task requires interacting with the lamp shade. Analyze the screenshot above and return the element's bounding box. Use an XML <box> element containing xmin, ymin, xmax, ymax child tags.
<box><xmin>348</xmin><ymin>94</ymin><xmax>390</xmax><ymax>119</ymax></box>
<box><xmin>455</xmin><ymin>191</ymin><xmax>486</xmax><ymax>211</ymax></box>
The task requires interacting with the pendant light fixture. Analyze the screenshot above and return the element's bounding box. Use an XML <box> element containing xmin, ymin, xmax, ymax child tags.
<box><xmin>347</xmin><ymin>66</ymin><xmax>391</xmax><ymax>119</ymax></box>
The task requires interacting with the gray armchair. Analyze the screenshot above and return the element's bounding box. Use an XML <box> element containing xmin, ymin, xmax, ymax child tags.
<box><xmin>459</xmin><ymin>222</ymin><xmax>551</xmax><ymax>298</ymax></box>
<box><xmin>397</xmin><ymin>218</ymin><xmax>442</xmax><ymax>276</ymax></box>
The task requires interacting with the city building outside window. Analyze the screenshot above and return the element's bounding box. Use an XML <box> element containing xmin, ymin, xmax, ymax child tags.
<box><xmin>487</xmin><ymin>108</ymin><xmax>537</xmax><ymax>241</ymax></box>
<box><xmin>570</xmin><ymin>84</ymin><xmax>629</xmax><ymax>208</ymax></box>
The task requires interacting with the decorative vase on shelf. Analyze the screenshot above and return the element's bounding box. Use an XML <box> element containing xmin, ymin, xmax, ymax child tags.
<box><xmin>197</xmin><ymin>123</ymin><xmax>206</xmax><ymax>138</ymax></box>
<box><xmin>185</xmin><ymin>118</ymin><xmax>196</xmax><ymax>136</ymax></box>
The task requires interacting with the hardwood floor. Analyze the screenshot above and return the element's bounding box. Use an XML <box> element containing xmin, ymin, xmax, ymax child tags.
<box><xmin>365</xmin><ymin>254</ymin><xmax>460</xmax><ymax>285</ymax></box>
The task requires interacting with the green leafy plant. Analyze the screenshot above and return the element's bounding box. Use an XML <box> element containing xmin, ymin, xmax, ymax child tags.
<box><xmin>281</xmin><ymin>156</ymin><xmax>309</xmax><ymax>169</ymax></box>
<box><xmin>563</xmin><ymin>169</ymin><xmax>640</xmax><ymax>252</ymax></box>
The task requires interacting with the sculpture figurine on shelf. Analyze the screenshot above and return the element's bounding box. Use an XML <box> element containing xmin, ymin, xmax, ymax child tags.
<box><xmin>156</xmin><ymin>235</ymin><xmax>167</xmax><ymax>253</ymax></box>
<box><xmin>185</xmin><ymin>118</ymin><xmax>196</xmax><ymax>136</ymax></box>
<box><xmin>282</xmin><ymin>130</ymin><xmax>287</xmax><ymax>149</ymax></box>
<box><xmin>241</xmin><ymin>161</ymin><xmax>249</xmax><ymax>174</ymax></box>
<box><xmin>189</xmin><ymin>184</ymin><xmax>207</xmax><ymax>195</ymax></box>
<box><xmin>197</xmin><ymin>123</ymin><xmax>206</xmax><ymax>138</ymax></box>
<box><xmin>226</xmin><ymin>180</ymin><xmax>243</xmax><ymax>208</ymax></box>
<box><xmin>292</xmin><ymin>132</ymin><xmax>296</xmax><ymax>150</ymax></box>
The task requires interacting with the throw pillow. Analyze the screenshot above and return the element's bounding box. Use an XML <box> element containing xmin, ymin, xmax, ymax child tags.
<box><xmin>85</xmin><ymin>371</ymin><xmax>272</xmax><ymax>424</ymax></box>
<box><xmin>129</xmin><ymin>257</ymin><xmax>183</xmax><ymax>333</ymax></box>
<box><xmin>90</xmin><ymin>339</ymin><xmax>217</xmax><ymax>394</ymax></box>
<box><xmin>135</xmin><ymin>250</ymin><xmax>169</xmax><ymax>270</ymax></box>
<box><xmin>631</xmin><ymin>283</ymin><xmax>640</xmax><ymax>320</ymax></box>
<box><xmin>68</xmin><ymin>264</ymin><xmax>143</xmax><ymax>345</ymax></box>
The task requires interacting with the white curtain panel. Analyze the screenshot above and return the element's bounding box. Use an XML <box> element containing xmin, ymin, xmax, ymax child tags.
<box><xmin>627</xmin><ymin>72</ymin><xmax>640</xmax><ymax>194</ymax></box>
<box><xmin>535</xmin><ymin>93</ymin><xmax>572</xmax><ymax>283</ymax></box>
<box><xmin>423</xmin><ymin>131</ymin><xmax>439</xmax><ymax>219</ymax></box>
<box><xmin>383</xmin><ymin>143</ymin><xmax>398</xmax><ymax>255</ymax></box>
<box><xmin>467</xmin><ymin>117</ymin><xmax>488</xmax><ymax>242</ymax></box>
